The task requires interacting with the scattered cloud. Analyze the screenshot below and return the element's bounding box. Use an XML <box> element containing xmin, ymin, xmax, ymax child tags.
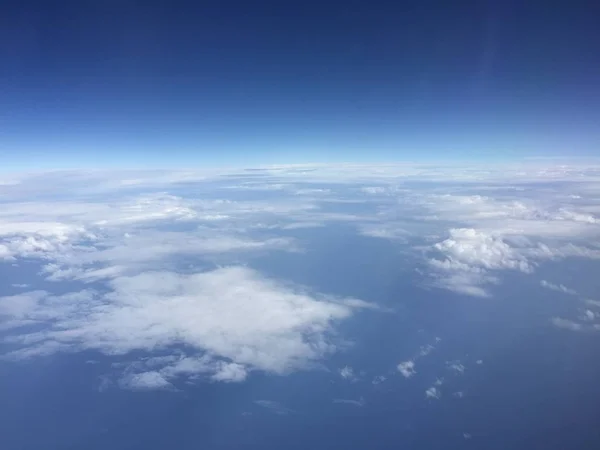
<box><xmin>333</xmin><ymin>397</ymin><xmax>365</xmax><ymax>407</ymax></box>
<box><xmin>585</xmin><ymin>299</ymin><xmax>600</xmax><ymax>308</ymax></box>
<box><xmin>540</xmin><ymin>280</ymin><xmax>578</xmax><ymax>296</ymax></box>
<box><xmin>425</xmin><ymin>386</ymin><xmax>440</xmax><ymax>399</ymax></box>
<box><xmin>397</xmin><ymin>360</ymin><xmax>416</xmax><ymax>378</ymax></box>
<box><xmin>339</xmin><ymin>365</ymin><xmax>357</xmax><ymax>381</ymax></box>
<box><xmin>551</xmin><ymin>317</ymin><xmax>583</xmax><ymax>331</ymax></box>
<box><xmin>119</xmin><ymin>371</ymin><xmax>173</xmax><ymax>391</ymax></box>
<box><xmin>453</xmin><ymin>391</ymin><xmax>465</xmax><ymax>398</ymax></box>
<box><xmin>372</xmin><ymin>375</ymin><xmax>386</xmax><ymax>385</ymax></box>
<box><xmin>476</xmin><ymin>359</ymin><xmax>483</xmax><ymax>365</ymax></box>
<box><xmin>254</xmin><ymin>400</ymin><xmax>295</xmax><ymax>415</ymax></box>
<box><xmin>447</xmin><ymin>361</ymin><xmax>466</xmax><ymax>374</ymax></box>
<box><xmin>582</xmin><ymin>310</ymin><xmax>597</xmax><ymax>322</ymax></box>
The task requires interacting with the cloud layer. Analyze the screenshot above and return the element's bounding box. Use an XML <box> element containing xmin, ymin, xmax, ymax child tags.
<box><xmin>1</xmin><ymin>266</ymin><xmax>372</xmax><ymax>383</ymax></box>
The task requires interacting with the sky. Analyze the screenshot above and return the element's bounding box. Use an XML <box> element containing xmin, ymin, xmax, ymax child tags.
<box><xmin>1</xmin><ymin>0</ymin><xmax>599</xmax><ymax>169</ymax></box>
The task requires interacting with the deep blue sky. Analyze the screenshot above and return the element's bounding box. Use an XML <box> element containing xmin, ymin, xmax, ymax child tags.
<box><xmin>1</xmin><ymin>0</ymin><xmax>599</xmax><ymax>168</ymax></box>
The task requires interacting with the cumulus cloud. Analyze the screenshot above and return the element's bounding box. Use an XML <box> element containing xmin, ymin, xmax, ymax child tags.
<box><xmin>397</xmin><ymin>360</ymin><xmax>416</xmax><ymax>378</ymax></box>
<box><xmin>1</xmin><ymin>266</ymin><xmax>373</xmax><ymax>384</ymax></box>
<box><xmin>420</xmin><ymin>190</ymin><xmax>600</xmax><ymax>297</ymax></box>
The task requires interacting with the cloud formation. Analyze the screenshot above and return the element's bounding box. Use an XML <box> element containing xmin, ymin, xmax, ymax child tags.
<box><xmin>1</xmin><ymin>266</ymin><xmax>372</xmax><ymax>384</ymax></box>
<box><xmin>397</xmin><ymin>360</ymin><xmax>416</xmax><ymax>378</ymax></box>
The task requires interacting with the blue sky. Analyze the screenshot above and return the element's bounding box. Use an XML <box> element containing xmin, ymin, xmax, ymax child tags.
<box><xmin>1</xmin><ymin>1</ymin><xmax>599</xmax><ymax>169</ymax></box>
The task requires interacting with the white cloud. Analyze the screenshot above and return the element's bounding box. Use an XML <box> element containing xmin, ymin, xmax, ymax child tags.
<box><xmin>210</xmin><ymin>362</ymin><xmax>248</xmax><ymax>382</ymax></box>
<box><xmin>585</xmin><ymin>299</ymin><xmax>600</xmax><ymax>308</ymax></box>
<box><xmin>581</xmin><ymin>310</ymin><xmax>597</xmax><ymax>322</ymax></box>
<box><xmin>372</xmin><ymin>375</ymin><xmax>386</xmax><ymax>385</ymax></box>
<box><xmin>1</xmin><ymin>267</ymin><xmax>372</xmax><ymax>385</ymax></box>
<box><xmin>339</xmin><ymin>365</ymin><xmax>357</xmax><ymax>381</ymax></box>
<box><xmin>254</xmin><ymin>400</ymin><xmax>294</xmax><ymax>415</ymax></box>
<box><xmin>551</xmin><ymin>317</ymin><xmax>583</xmax><ymax>331</ymax></box>
<box><xmin>420</xmin><ymin>190</ymin><xmax>600</xmax><ymax>297</ymax></box>
<box><xmin>425</xmin><ymin>386</ymin><xmax>440</xmax><ymax>399</ymax></box>
<box><xmin>476</xmin><ymin>359</ymin><xmax>483</xmax><ymax>365</ymax></box>
<box><xmin>397</xmin><ymin>360</ymin><xmax>416</xmax><ymax>378</ymax></box>
<box><xmin>359</xmin><ymin>224</ymin><xmax>409</xmax><ymax>241</ymax></box>
<box><xmin>540</xmin><ymin>280</ymin><xmax>578</xmax><ymax>296</ymax></box>
<box><xmin>447</xmin><ymin>361</ymin><xmax>465</xmax><ymax>374</ymax></box>
<box><xmin>119</xmin><ymin>371</ymin><xmax>173</xmax><ymax>391</ymax></box>
<box><xmin>419</xmin><ymin>344</ymin><xmax>435</xmax><ymax>356</ymax></box>
<box><xmin>453</xmin><ymin>391</ymin><xmax>465</xmax><ymax>398</ymax></box>
<box><xmin>333</xmin><ymin>397</ymin><xmax>365</xmax><ymax>407</ymax></box>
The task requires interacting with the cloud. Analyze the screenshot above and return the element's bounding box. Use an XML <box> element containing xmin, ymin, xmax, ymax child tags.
<box><xmin>551</xmin><ymin>317</ymin><xmax>584</xmax><ymax>331</ymax></box>
<box><xmin>425</xmin><ymin>386</ymin><xmax>440</xmax><ymax>399</ymax></box>
<box><xmin>453</xmin><ymin>391</ymin><xmax>465</xmax><ymax>398</ymax></box>
<box><xmin>339</xmin><ymin>365</ymin><xmax>357</xmax><ymax>381</ymax></box>
<box><xmin>333</xmin><ymin>397</ymin><xmax>365</xmax><ymax>407</ymax></box>
<box><xmin>1</xmin><ymin>267</ymin><xmax>373</xmax><ymax>384</ymax></box>
<box><xmin>585</xmin><ymin>299</ymin><xmax>600</xmax><ymax>308</ymax></box>
<box><xmin>582</xmin><ymin>310</ymin><xmax>597</xmax><ymax>322</ymax></box>
<box><xmin>419</xmin><ymin>344</ymin><xmax>435</xmax><ymax>357</ymax></box>
<box><xmin>476</xmin><ymin>359</ymin><xmax>483</xmax><ymax>365</ymax></box>
<box><xmin>119</xmin><ymin>371</ymin><xmax>173</xmax><ymax>391</ymax></box>
<box><xmin>372</xmin><ymin>375</ymin><xmax>386</xmax><ymax>385</ymax></box>
<box><xmin>397</xmin><ymin>360</ymin><xmax>416</xmax><ymax>378</ymax></box>
<box><xmin>540</xmin><ymin>280</ymin><xmax>578</xmax><ymax>296</ymax></box>
<box><xmin>420</xmin><ymin>191</ymin><xmax>600</xmax><ymax>297</ymax></box>
<box><xmin>447</xmin><ymin>361</ymin><xmax>466</xmax><ymax>374</ymax></box>
<box><xmin>254</xmin><ymin>400</ymin><xmax>295</xmax><ymax>415</ymax></box>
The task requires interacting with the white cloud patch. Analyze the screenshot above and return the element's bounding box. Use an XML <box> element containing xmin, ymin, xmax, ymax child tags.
<box><xmin>372</xmin><ymin>375</ymin><xmax>386</xmax><ymax>385</ymax></box>
<box><xmin>551</xmin><ymin>317</ymin><xmax>584</xmax><ymax>331</ymax></box>
<box><xmin>333</xmin><ymin>397</ymin><xmax>365</xmax><ymax>407</ymax></box>
<box><xmin>339</xmin><ymin>365</ymin><xmax>357</xmax><ymax>381</ymax></box>
<box><xmin>119</xmin><ymin>371</ymin><xmax>173</xmax><ymax>391</ymax></box>
<box><xmin>1</xmin><ymin>267</ymin><xmax>373</xmax><ymax>384</ymax></box>
<box><xmin>420</xmin><ymin>190</ymin><xmax>600</xmax><ymax>297</ymax></box>
<box><xmin>425</xmin><ymin>386</ymin><xmax>440</xmax><ymax>399</ymax></box>
<box><xmin>540</xmin><ymin>280</ymin><xmax>578</xmax><ymax>296</ymax></box>
<box><xmin>397</xmin><ymin>360</ymin><xmax>416</xmax><ymax>378</ymax></box>
<box><xmin>447</xmin><ymin>361</ymin><xmax>466</xmax><ymax>374</ymax></box>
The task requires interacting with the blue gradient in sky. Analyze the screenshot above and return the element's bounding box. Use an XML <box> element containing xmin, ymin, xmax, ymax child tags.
<box><xmin>1</xmin><ymin>1</ymin><xmax>599</xmax><ymax>169</ymax></box>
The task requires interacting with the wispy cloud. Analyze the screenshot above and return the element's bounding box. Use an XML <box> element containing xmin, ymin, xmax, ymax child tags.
<box><xmin>254</xmin><ymin>400</ymin><xmax>295</xmax><ymax>415</ymax></box>
<box><xmin>540</xmin><ymin>280</ymin><xmax>578</xmax><ymax>296</ymax></box>
<box><xmin>333</xmin><ymin>397</ymin><xmax>365</xmax><ymax>407</ymax></box>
